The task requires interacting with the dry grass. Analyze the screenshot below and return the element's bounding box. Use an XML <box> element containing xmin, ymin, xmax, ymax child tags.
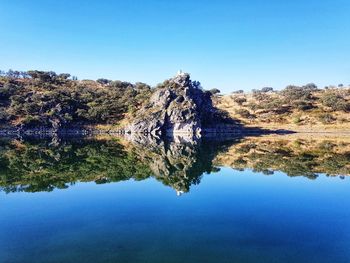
<box><xmin>214</xmin><ymin>88</ymin><xmax>350</xmax><ymax>132</ymax></box>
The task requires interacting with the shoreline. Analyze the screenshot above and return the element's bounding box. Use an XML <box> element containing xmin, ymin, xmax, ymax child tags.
<box><xmin>0</xmin><ymin>126</ymin><xmax>349</xmax><ymax>138</ymax></box>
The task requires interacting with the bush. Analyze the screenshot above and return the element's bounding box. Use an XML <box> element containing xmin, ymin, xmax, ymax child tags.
<box><xmin>253</xmin><ymin>92</ymin><xmax>271</xmax><ymax>102</ymax></box>
<box><xmin>321</xmin><ymin>91</ymin><xmax>350</xmax><ymax>112</ymax></box>
<box><xmin>281</xmin><ymin>85</ymin><xmax>313</xmax><ymax>103</ymax></box>
<box><xmin>295</xmin><ymin>101</ymin><xmax>314</xmax><ymax>111</ymax></box>
<box><xmin>233</xmin><ymin>96</ymin><xmax>247</xmax><ymax>105</ymax></box>
<box><xmin>261</xmin><ymin>98</ymin><xmax>284</xmax><ymax>112</ymax></box>
<box><xmin>235</xmin><ymin>109</ymin><xmax>254</xmax><ymax>119</ymax></box>
<box><xmin>318</xmin><ymin>113</ymin><xmax>336</xmax><ymax>124</ymax></box>
<box><xmin>293</xmin><ymin>115</ymin><xmax>302</xmax><ymax>124</ymax></box>
<box><xmin>246</xmin><ymin>102</ymin><xmax>260</xmax><ymax>111</ymax></box>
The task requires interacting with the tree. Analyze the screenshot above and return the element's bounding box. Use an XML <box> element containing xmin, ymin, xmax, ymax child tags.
<box><xmin>27</xmin><ymin>70</ymin><xmax>57</xmax><ymax>82</ymax></box>
<box><xmin>232</xmin><ymin>90</ymin><xmax>244</xmax><ymax>94</ymax></box>
<box><xmin>303</xmin><ymin>83</ymin><xmax>318</xmax><ymax>90</ymax></box>
<box><xmin>6</xmin><ymin>69</ymin><xmax>20</xmax><ymax>78</ymax></box>
<box><xmin>97</xmin><ymin>78</ymin><xmax>111</xmax><ymax>85</ymax></box>
<box><xmin>58</xmin><ymin>73</ymin><xmax>71</xmax><ymax>80</ymax></box>
<box><xmin>261</xmin><ymin>87</ymin><xmax>273</xmax><ymax>93</ymax></box>
<box><xmin>208</xmin><ymin>88</ymin><xmax>220</xmax><ymax>95</ymax></box>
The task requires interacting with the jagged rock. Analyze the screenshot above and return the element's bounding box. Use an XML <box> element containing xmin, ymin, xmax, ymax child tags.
<box><xmin>128</xmin><ymin>72</ymin><xmax>217</xmax><ymax>136</ymax></box>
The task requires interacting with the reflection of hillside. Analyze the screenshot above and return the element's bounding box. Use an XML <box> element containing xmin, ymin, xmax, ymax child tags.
<box><xmin>215</xmin><ymin>137</ymin><xmax>350</xmax><ymax>178</ymax></box>
<box><xmin>0</xmin><ymin>136</ymin><xmax>349</xmax><ymax>194</ymax></box>
<box><xmin>0</xmin><ymin>137</ymin><xmax>236</xmax><ymax>194</ymax></box>
<box><xmin>0</xmin><ymin>139</ymin><xmax>152</xmax><ymax>193</ymax></box>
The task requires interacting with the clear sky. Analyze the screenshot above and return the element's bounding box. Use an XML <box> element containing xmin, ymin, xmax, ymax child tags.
<box><xmin>0</xmin><ymin>0</ymin><xmax>349</xmax><ymax>93</ymax></box>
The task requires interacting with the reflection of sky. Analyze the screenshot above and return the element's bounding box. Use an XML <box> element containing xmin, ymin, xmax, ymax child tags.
<box><xmin>0</xmin><ymin>168</ymin><xmax>349</xmax><ymax>263</ymax></box>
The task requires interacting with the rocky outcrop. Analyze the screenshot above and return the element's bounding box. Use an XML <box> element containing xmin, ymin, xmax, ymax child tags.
<box><xmin>127</xmin><ymin>72</ymin><xmax>218</xmax><ymax>136</ymax></box>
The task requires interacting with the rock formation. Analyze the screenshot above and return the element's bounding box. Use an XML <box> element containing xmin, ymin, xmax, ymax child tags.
<box><xmin>127</xmin><ymin>72</ymin><xmax>219</xmax><ymax>136</ymax></box>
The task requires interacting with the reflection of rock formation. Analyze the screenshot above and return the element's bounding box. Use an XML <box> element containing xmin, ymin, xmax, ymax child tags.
<box><xmin>1</xmin><ymin>136</ymin><xmax>348</xmax><ymax>194</ymax></box>
<box><xmin>127</xmin><ymin>135</ymin><xmax>232</xmax><ymax>194</ymax></box>
<box><xmin>0</xmin><ymin>136</ymin><xmax>239</xmax><ymax>194</ymax></box>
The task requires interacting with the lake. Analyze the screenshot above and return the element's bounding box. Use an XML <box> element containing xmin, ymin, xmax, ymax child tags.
<box><xmin>0</xmin><ymin>136</ymin><xmax>349</xmax><ymax>263</ymax></box>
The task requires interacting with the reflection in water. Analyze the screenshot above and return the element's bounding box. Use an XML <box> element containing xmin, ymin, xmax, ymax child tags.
<box><xmin>0</xmin><ymin>136</ymin><xmax>349</xmax><ymax>194</ymax></box>
<box><xmin>215</xmin><ymin>138</ymin><xmax>350</xmax><ymax>179</ymax></box>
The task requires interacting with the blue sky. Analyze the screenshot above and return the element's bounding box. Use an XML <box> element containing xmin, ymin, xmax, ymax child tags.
<box><xmin>0</xmin><ymin>0</ymin><xmax>349</xmax><ymax>93</ymax></box>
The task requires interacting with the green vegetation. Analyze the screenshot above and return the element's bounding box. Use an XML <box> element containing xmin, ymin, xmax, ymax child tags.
<box><xmin>320</xmin><ymin>90</ymin><xmax>350</xmax><ymax>112</ymax></box>
<box><xmin>2</xmin><ymin>70</ymin><xmax>349</xmax><ymax>131</ymax></box>
<box><xmin>0</xmin><ymin>139</ymin><xmax>152</xmax><ymax>193</ymax></box>
<box><xmin>1</xmin><ymin>137</ymin><xmax>348</xmax><ymax>194</ymax></box>
<box><xmin>0</xmin><ymin>70</ymin><xmax>152</xmax><ymax>129</ymax></box>
<box><xmin>0</xmin><ymin>137</ymin><xmax>227</xmax><ymax>194</ymax></box>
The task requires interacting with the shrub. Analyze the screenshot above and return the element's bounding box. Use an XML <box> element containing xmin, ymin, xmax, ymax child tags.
<box><xmin>293</xmin><ymin>115</ymin><xmax>302</xmax><ymax>124</ymax></box>
<box><xmin>253</xmin><ymin>92</ymin><xmax>271</xmax><ymax>102</ymax></box>
<box><xmin>321</xmin><ymin>91</ymin><xmax>350</xmax><ymax>112</ymax></box>
<box><xmin>281</xmin><ymin>85</ymin><xmax>313</xmax><ymax>103</ymax></box>
<box><xmin>246</xmin><ymin>102</ymin><xmax>260</xmax><ymax>111</ymax></box>
<box><xmin>235</xmin><ymin>109</ymin><xmax>254</xmax><ymax>119</ymax></box>
<box><xmin>318</xmin><ymin>113</ymin><xmax>336</xmax><ymax>124</ymax></box>
<box><xmin>233</xmin><ymin>96</ymin><xmax>247</xmax><ymax>105</ymax></box>
<box><xmin>295</xmin><ymin>101</ymin><xmax>314</xmax><ymax>111</ymax></box>
<box><xmin>261</xmin><ymin>98</ymin><xmax>284</xmax><ymax>112</ymax></box>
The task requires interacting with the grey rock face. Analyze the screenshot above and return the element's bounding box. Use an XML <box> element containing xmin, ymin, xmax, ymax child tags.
<box><xmin>128</xmin><ymin>72</ymin><xmax>216</xmax><ymax>136</ymax></box>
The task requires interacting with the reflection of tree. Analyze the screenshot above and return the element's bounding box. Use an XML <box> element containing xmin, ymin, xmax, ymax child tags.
<box><xmin>0</xmin><ymin>139</ymin><xmax>152</xmax><ymax>193</ymax></box>
<box><xmin>0</xmin><ymin>136</ymin><xmax>234</xmax><ymax>194</ymax></box>
<box><xmin>0</xmin><ymin>137</ymin><xmax>348</xmax><ymax>194</ymax></box>
<box><xmin>215</xmin><ymin>139</ymin><xmax>350</xmax><ymax>178</ymax></box>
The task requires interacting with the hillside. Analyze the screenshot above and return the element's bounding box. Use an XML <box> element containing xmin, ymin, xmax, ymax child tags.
<box><xmin>1</xmin><ymin>70</ymin><xmax>349</xmax><ymax>134</ymax></box>
<box><xmin>0</xmin><ymin>70</ymin><xmax>152</xmax><ymax>130</ymax></box>
<box><xmin>214</xmin><ymin>85</ymin><xmax>350</xmax><ymax>132</ymax></box>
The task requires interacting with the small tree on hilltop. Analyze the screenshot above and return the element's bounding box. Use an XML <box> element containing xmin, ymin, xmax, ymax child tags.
<box><xmin>208</xmin><ymin>88</ymin><xmax>221</xmax><ymax>95</ymax></box>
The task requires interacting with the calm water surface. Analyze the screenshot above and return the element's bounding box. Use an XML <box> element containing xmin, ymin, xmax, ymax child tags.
<box><xmin>0</xmin><ymin>137</ymin><xmax>349</xmax><ymax>263</ymax></box>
